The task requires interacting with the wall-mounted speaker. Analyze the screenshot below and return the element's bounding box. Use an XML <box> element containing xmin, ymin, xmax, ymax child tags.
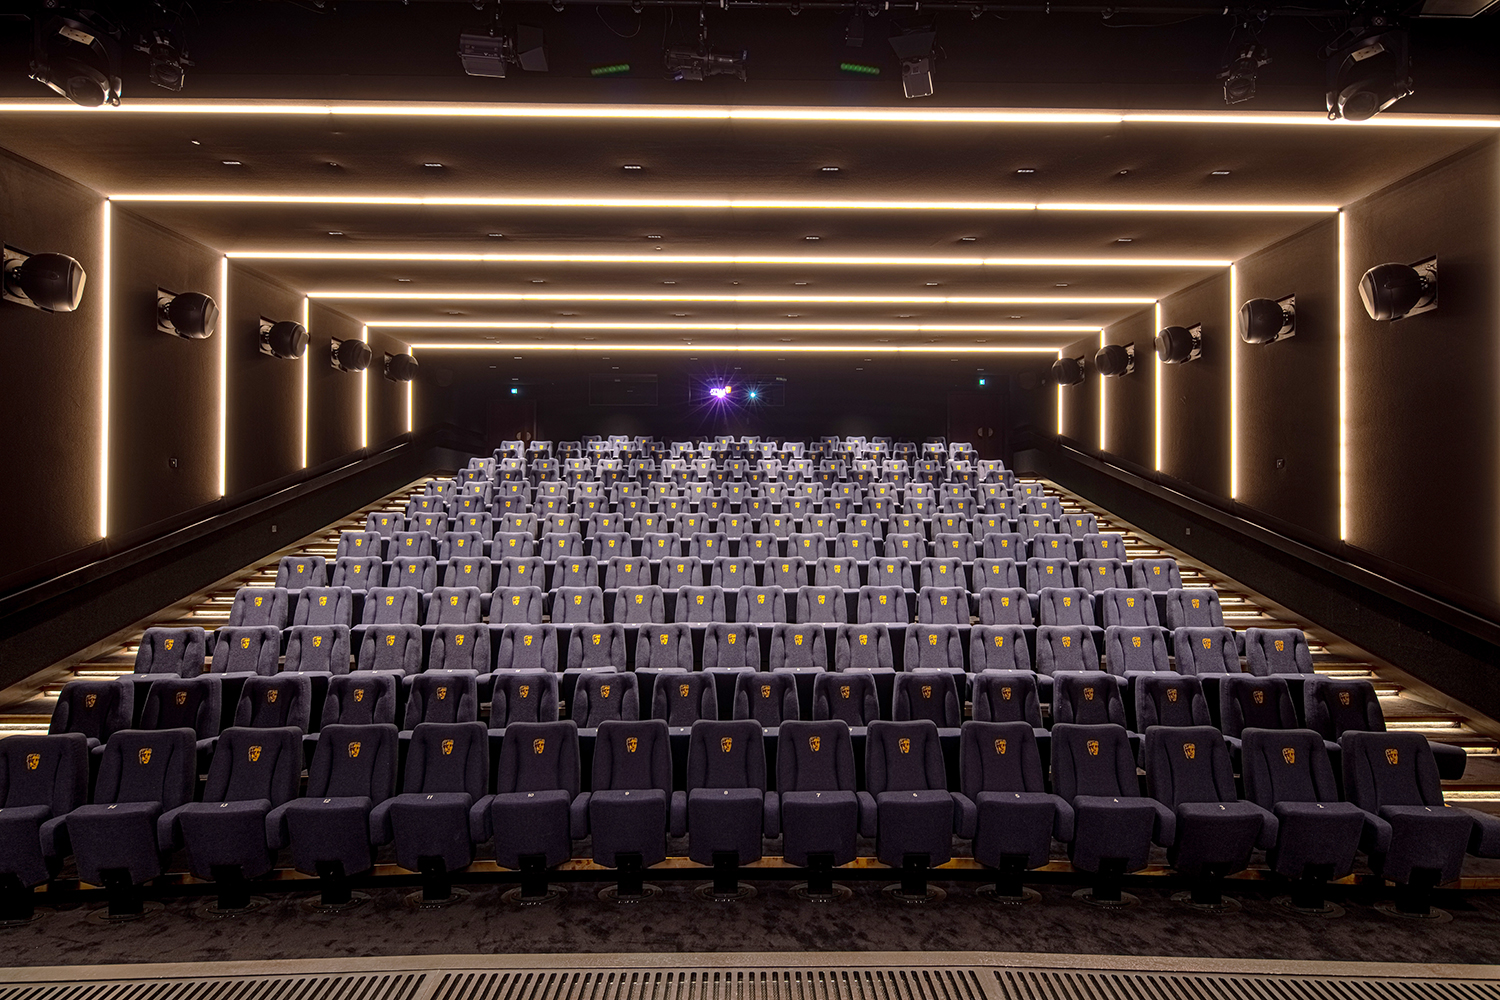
<box><xmin>1155</xmin><ymin>324</ymin><xmax>1203</xmax><ymax>364</ymax></box>
<box><xmin>259</xmin><ymin>318</ymin><xmax>308</xmax><ymax>360</ymax></box>
<box><xmin>157</xmin><ymin>289</ymin><xmax>219</xmax><ymax>339</ymax></box>
<box><xmin>1359</xmin><ymin>257</ymin><xmax>1437</xmax><ymax>321</ymax></box>
<box><xmin>331</xmin><ymin>337</ymin><xmax>373</xmax><ymax>372</ymax></box>
<box><xmin>384</xmin><ymin>352</ymin><xmax>419</xmax><ymax>382</ymax></box>
<box><xmin>1238</xmin><ymin>295</ymin><xmax>1296</xmax><ymax>345</ymax></box>
<box><xmin>2</xmin><ymin>246</ymin><xmax>86</xmax><ymax>313</ymax></box>
<box><xmin>1095</xmin><ymin>342</ymin><xmax>1135</xmax><ymax>377</ymax></box>
<box><xmin>1052</xmin><ymin>356</ymin><xmax>1086</xmax><ymax>386</ymax></box>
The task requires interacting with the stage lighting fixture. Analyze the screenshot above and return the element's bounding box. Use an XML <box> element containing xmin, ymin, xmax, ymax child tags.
<box><xmin>1095</xmin><ymin>342</ymin><xmax>1136</xmax><ymax>377</ymax></box>
<box><xmin>1052</xmin><ymin>356</ymin><xmax>1086</xmax><ymax>386</ymax></box>
<box><xmin>331</xmin><ymin>336</ymin><xmax>373</xmax><ymax>373</ymax></box>
<box><xmin>748</xmin><ymin>389</ymin><xmax>759</xmax><ymax>399</ymax></box>
<box><xmin>30</xmin><ymin>11</ymin><xmax>124</xmax><ymax>107</ymax></box>
<box><xmin>459</xmin><ymin>25</ymin><xmax>548</xmax><ymax>79</ymax></box>
<box><xmin>1155</xmin><ymin>324</ymin><xmax>1203</xmax><ymax>364</ymax></box>
<box><xmin>385</xmin><ymin>352</ymin><xmax>420</xmax><ymax>382</ymax></box>
<box><xmin>259</xmin><ymin>318</ymin><xmax>309</xmax><ymax>360</ymax></box>
<box><xmin>1219</xmin><ymin>41</ymin><xmax>1269</xmax><ymax>105</ymax></box>
<box><xmin>156</xmin><ymin>289</ymin><xmax>218</xmax><ymax>339</ymax></box>
<box><xmin>2</xmin><ymin>247</ymin><xmax>86</xmax><ymax>313</ymax></box>
<box><xmin>1237</xmin><ymin>294</ymin><xmax>1296</xmax><ymax>344</ymax></box>
<box><xmin>136</xmin><ymin>21</ymin><xmax>192</xmax><ymax>93</ymax></box>
<box><xmin>1359</xmin><ymin>257</ymin><xmax>1437</xmax><ymax>321</ymax></box>
<box><xmin>889</xmin><ymin>24</ymin><xmax>937</xmax><ymax>99</ymax></box>
<box><xmin>1325</xmin><ymin>20</ymin><xmax>1412</xmax><ymax>121</ymax></box>
<box><xmin>665</xmin><ymin>11</ymin><xmax>747</xmax><ymax>82</ymax></box>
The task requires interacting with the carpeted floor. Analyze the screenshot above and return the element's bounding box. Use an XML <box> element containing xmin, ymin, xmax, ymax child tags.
<box><xmin>4</xmin><ymin>879</ymin><xmax>1500</xmax><ymax>969</ymax></box>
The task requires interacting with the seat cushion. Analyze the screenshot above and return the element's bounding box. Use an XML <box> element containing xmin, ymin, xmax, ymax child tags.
<box><xmin>387</xmin><ymin>792</ymin><xmax>476</xmax><ymax>873</ymax></box>
<box><xmin>686</xmin><ymin>787</ymin><xmax>765</xmax><ymax>866</ymax></box>
<box><xmin>490</xmin><ymin>789</ymin><xmax>573</xmax><ymax>870</ymax></box>
<box><xmin>873</xmin><ymin>789</ymin><xmax>954</xmax><ymax>867</ymax></box>
<box><xmin>973</xmin><ymin>791</ymin><xmax>1060</xmax><ymax>871</ymax></box>
<box><xmin>780</xmin><ymin>790</ymin><xmax>858</xmax><ymax>867</ymax></box>
<box><xmin>177</xmin><ymin>799</ymin><xmax>276</xmax><ymax>880</ymax></box>
<box><xmin>589</xmin><ymin>788</ymin><xmax>668</xmax><ymax>868</ymax></box>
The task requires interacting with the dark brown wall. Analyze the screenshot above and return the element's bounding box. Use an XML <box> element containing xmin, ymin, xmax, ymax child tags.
<box><xmin>1100</xmin><ymin>308</ymin><xmax>1156</xmax><ymax>473</ymax></box>
<box><xmin>370</xmin><ymin>329</ymin><xmax>412</xmax><ymax>447</ymax></box>
<box><xmin>1159</xmin><ymin>271</ymin><xmax>1232</xmax><ymax>497</ymax></box>
<box><xmin>108</xmin><ymin>210</ymin><xmax>223</xmax><ymax>539</ymax></box>
<box><xmin>0</xmin><ymin>151</ymin><xmax>104</xmax><ymax>589</ymax></box>
<box><xmin>224</xmin><ymin>266</ymin><xmax>304</xmax><ymax>497</ymax></box>
<box><xmin>1058</xmin><ymin>335</ymin><xmax>1098</xmax><ymax>449</ymax></box>
<box><xmin>1234</xmin><ymin>217</ymin><xmax>1339</xmax><ymax>540</ymax></box>
<box><xmin>307</xmin><ymin>303</ymin><xmax>365</xmax><ymax>467</ymax></box>
<box><xmin>1344</xmin><ymin>140</ymin><xmax>1500</xmax><ymax>613</ymax></box>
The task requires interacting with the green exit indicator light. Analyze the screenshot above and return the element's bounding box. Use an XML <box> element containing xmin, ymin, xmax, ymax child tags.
<box><xmin>591</xmin><ymin>64</ymin><xmax>631</xmax><ymax>77</ymax></box>
<box><xmin>840</xmin><ymin>62</ymin><xmax>881</xmax><ymax>76</ymax></box>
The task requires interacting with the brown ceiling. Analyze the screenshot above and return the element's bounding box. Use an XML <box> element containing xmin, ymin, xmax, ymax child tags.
<box><xmin>1</xmin><ymin>100</ymin><xmax>1493</xmax><ymax>348</ymax></box>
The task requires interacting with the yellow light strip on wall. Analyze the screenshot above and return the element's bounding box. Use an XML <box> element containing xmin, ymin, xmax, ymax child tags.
<box><xmin>300</xmin><ymin>296</ymin><xmax>309</xmax><ymax>469</ymax></box>
<box><xmin>219</xmin><ymin>256</ymin><xmax>228</xmax><ymax>497</ymax></box>
<box><xmin>1153</xmin><ymin>301</ymin><xmax>1163</xmax><ymax>471</ymax></box>
<box><xmin>106</xmin><ymin>193</ymin><xmax>1340</xmax><ymax>214</ymax></box>
<box><xmin>359</xmin><ymin>324</ymin><xmax>369</xmax><ymax>450</ymax></box>
<box><xmin>1098</xmin><ymin>328</ymin><xmax>1107</xmax><ymax>453</ymax></box>
<box><xmin>0</xmin><ymin>100</ymin><xmax>1496</xmax><ymax>128</ymax></box>
<box><xmin>313</xmin><ymin>291</ymin><xmax>1157</xmax><ymax>305</ymax></box>
<box><xmin>405</xmin><ymin>345</ymin><xmax>414</xmax><ymax>435</ymax></box>
<box><xmin>365</xmin><ymin>320</ymin><xmax>1097</xmax><ymax>333</ymax></box>
<box><xmin>1229</xmin><ymin>263</ymin><xmax>1239</xmax><ymax>499</ymax></box>
<box><xmin>410</xmin><ymin>342</ymin><xmax>1061</xmax><ymax>353</ymax></box>
<box><xmin>227</xmin><ymin>251</ymin><xmax>1232</xmax><ymax>267</ymax></box>
<box><xmin>98</xmin><ymin>200</ymin><xmax>111</xmax><ymax>539</ymax></box>
<box><xmin>1057</xmin><ymin>350</ymin><xmax>1065</xmax><ymax>437</ymax></box>
<box><xmin>1338</xmin><ymin>211</ymin><xmax>1348</xmax><ymax>540</ymax></box>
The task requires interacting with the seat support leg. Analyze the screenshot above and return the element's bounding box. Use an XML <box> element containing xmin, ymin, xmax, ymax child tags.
<box><xmin>100</xmin><ymin>869</ymin><xmax>144</xmax><ymax>918</ymax></box>
<box><xmin>314</xmin><ymin>860</ymin><xmax>352</xmax><ymax>906</ymax></box>
<box><xmin>417</xmin><ymin>856</ymin><xmax>452</xmax><ymax>902</ymax></box>
<box><xmin>0</xmin><ymin>874</ymin><xmax>35</xmax><ymax>923</ymax></box>
<box><xmin>806</xmin><ymin>852</ymin><xmax>835</xmax><ymax>897</ymax></box>
<box><xmin>901</xmin><ymin>853</ymin><xmax>931</xmax><ymax>898</ymax></box>
<box><xmin>1092</xmin><ymin>857</ymin><xmax>1126</xmax><ymax>904</ymax></box>
<box><xmin>1290</xmin><ymin>863</ymin><xmax>1333</xmax><ymax>912</ymax></box>
<box><xmin>209</xmin><ymin>864</ymin><xmax>252</xmax><ymax>911</ymax></box>
<box><xmin>712</xmin><ymin>851</ymin><xmax>740</xmax><ymax>896</ymax></box>
<box><xmin>1395</xmin><ymin>867</ymin><xmax>1439</xmax><ymax>917</ymax></box>
<box><xmin>1189</xmin><ymin>863</ymin><xmax>1228</xmax><ymax>906</ymax></box>
<box><xmin>518</xmin><ymin>854</ymin><xmax>550</xmax><ymax>900</ymax></box>
<box><xmin>615</xmin><ymin>852</ymin><xmax>645</xmax><ymax>899</ymax></box>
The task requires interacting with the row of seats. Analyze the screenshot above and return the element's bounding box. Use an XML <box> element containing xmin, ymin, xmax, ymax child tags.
<box><xmin>5</xmin><ymin>718</ymin><xmax>1494</xmax><ymax>910</ymax></box>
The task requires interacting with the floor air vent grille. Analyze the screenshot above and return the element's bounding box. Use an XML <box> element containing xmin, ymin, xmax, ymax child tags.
<box><xmin>0</xmin><ymin>973</ymin><xmax>426</xmax><ymax>1000</ymax></box>
<box><xmin>991</xmin><ymin>971</ymin><xmax>1500</xmax><ymax>1000</ymax></box>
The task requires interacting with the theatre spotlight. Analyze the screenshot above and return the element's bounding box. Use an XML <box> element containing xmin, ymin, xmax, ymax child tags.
<box><xmin>889</xmin><ymin>24</ymin><xmax>937</xmax><ymax>99</ymax></box>
<box><xmin>331</xmin><ymin>337</ymin><xmax>373</xmax><ymax>373</ymax></box>
<box><xmin>665</xmin><ymin>11</ymin><xmax>747</xmax><ymax>82</ymax></box>
<box><xmin>1155</xmin><ymin>324</ymin><xmax>1203</xmax><ymax>364</ymax></box>
<box><xmin>385</xmin><ymin>352</ymin><xmax>420</xmax><ymax>382</ymax></box>
<box><xmin>259</xmin><ymin>318</ymin><xmax>308</xmax><ymax>360</ymax></box>
<box><xmin>1325</xmin><ymin>20</ymin><xmax>1412</xmax><ymax>121</ymax></box>
<box><xmin>1095</xmin><ymin>343</ymin><xmax>1135</xmax><ymax>377</ymax></box>
<box><xmin>1237</xmin><ymin>294</ymin><xmax>1296</xmax><ymax>344</ymax></box>
<box><xmin>2</xmin><ymin>247</ymin><xmax>86</xmax><ymax>313</ymax></box>
<box><xmin>156</xmin><ymin>289</ymin><xmax>218</xmax><ymax>339</ymax></box>
<box><xmin>458</xmin><ymin>25</ymin><xmax>547</xmax><ymax>78</ymax></box>
<box><xmin>1359</xmin><ymin>257</ymin><xmax>1437</xmax><ymax>321</ymax></box>
<box><xmin>136</xmin><ymin>15</ymin><xmax>192</xmax><ymax>92</ymax></box>
<box><xmin>1052</xmin><ymin>356</ymin><xmax>1086</xmax><ymax>386</ymax></box>
<box><xmin>30</xmin><ymin>10</ymin><xmax>123</xmax><ymax>107</ymax></box>
<box><xmin>1219</xmin><ymin>41</ymin><xmax>1269</xmax><ymax>105</ymax></box>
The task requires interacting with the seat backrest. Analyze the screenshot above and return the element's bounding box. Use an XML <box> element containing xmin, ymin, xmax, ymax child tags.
<box><xmin>1245</xmin><ymin>628</ymin><xmax>1315</xmax><ymax>676</ymax></box>
<box><xmin>1037</xmin><ymin>587</ymin><xmax>1094</xmax><ymax>626</ymax></box>
<box><xmin>980</xmin><ymin>533</ymin><xmax>1025</xmax><ymax>560</ymax></box>
<box><xmin>813</xmin><ymin>557</ymin><xmax>857</xmax><ymax>588</ymax></box>
<box><xmin>967</xmin><ymin>626</ymin><xmax>1029</xmax><ymax>673</ymax></box>
<box><xmin>276</xmin><ymin>555</ymin><xmax>327</xmax><ymax>590</ymax></box>
<box><xmin>1063</xmin><ymin>513</ymin><xmax>1098</xmax><ymax>539</ymax></box>
<box><xmin>0</xmin><ymin>733</ymin><xmax>89</xmax><ymax>815</ymax></box>
<box><xmin>49</xmin><ymin>679</ymin><xmax>133</xmax><ymax>745</ymax></box>
<box><xmin>235</xmin><ymin>674</ymin><xmax>313</xmax><ymax>732</ymax></box>
<box><xmin>210</xmin><ymin>626</ymin><xmax>281</xmax><ymax>676</ymax></box>
<box><xmin>357</xmin><ymin>624</ymin><xmax>423</xmax><ymax>674</ymax></box>
<box><xmin>566</xmin><ymin>623</ymin><xmax>627</xmax><ymax>670</ymax></box>
<box><xmin>835</xmin><ymin>624</ymin><xmax>894</xmax><ymax>671</ymax></box>
<box><xmin>205</xmin><ymin>726</ymin><xmax>302</xmax><ymax>806</ymax></box>
<box><xmin>687</xmin><ymin>719</ymin><xmax>766</xmax><ymax>791</ymax></box>
<box><xmin>1103</xmin><ymin>626</ymin><xmax>1169</xmax><ymax>676</ymax></box>
<box><xmin>136</xmin><ymin>626</ymin><xmax>209</xmax><ymax>676</ymax></box>
<box><xmin>337</xmin><ymin>530</ymin><xmax>382</xmax><ymax>559</ymax></box>
<box><xmin>554</xmin><ymin>556</ymin><xmax>600</xmax><ymax>591</ymax></box>
<box><xmin>494</xmin><ymin>720</ymin><xmax>577</xmax><ymax>796</ymax></box>
<box><xmin>552</xmin><ymin>586</ymin><xmax>605</xmax><ymax>624</ymax></box>
<box><xmin>1077</xmin><ymin>559</ymin><xmax>1130</xmax><ymax>594</ymax></box>
<box><xmin>1340</xmin><ymin>731</ymin><xmax>1446</xmax><ymax>810</ymax></box>
<box><xmin>390</xmin><ymin>530</ymin><xmax>432</xmax><ymax>560</ymax></box>
<box><xmin>592</xmin><ymin>719</ymin><xmax>672</xmax><ymax>792</ymax></box>
<box><xmin>652</xmin><ymin>669</ymin><xmax>717</xmax><ymax>726</ymax></box>
<box><xmin>295</xmin><ymin>586</ymin><xmax>355</xmax><ymax>627</ymax></box>
<box><xmin>741</xmin><ymin>534</ymin><xmax>777</xmax><ymax>562</ymax></box>
<box><xmin>492</xmin><ymin>586</ymin><xmax>544</xmax><ymax>624</ymax></box>
<box><xmin>428</xmin><ymin>586</ymin><xmax>482</xmax><ymax>625</ymax></box>
<box><xmin>769</xmin><ymin>623</ymin><xmax>826</xmax><ymax>670</ymax></box>
<box><xmin>1035</xmin><ymin>625</ymin><xmax>1097</xmax><ymax>675</ymax></box>
<box><xmin>1173</xmin><ymin>627</ymin><xmax>1240</xmax><ymax>674</ymax></box>
<box><xmin>764</xmin><ymin>556</ymin><xmax>809</xmax><ymax>588</ymax></box>
<box><xmin>1241</xmin><ymin>727</ymin><xmax>1340</xmax><ymax>808</ymax></box>
<box><xmin>1130</xmin><ymin>558</ymin><xmax>1182</xmax><ymax>591</ymax></box>
<box><xmin>494</xmin><ymin>532</ymin><xmax>535</xmax><ymax>559</ymax></box>
<box><xmin>736</xmin><ymin>585</ymin><xmax>787</xmax><ymax>624</ymax></box>
<box><xmin>572</xmin><ymin>671</ymin><xmax>639</xmax><ymax>727</ymax></box>
<box><xmin>1144</xmin><ymin>725</ymin><xmax>1239</xmax><ymax>807</ymax></box>
<box><xmin>307</xmin><ymin>723</ymin><xmax>398</xmax><ymax>801</ymax></box>
<box><xmin>777</xmin><ymin>720</ymin><xmax>856</xmax><ymax>792</ymax></box>
<box><xmin>604</xmin><ymin>556</ymin><xmax>652</xmax><ymax>588</ymax></box>
<box><xmin>490</xmin><ymin>670</ymin><xmax>560</xmax><ymax>727</ymax></box>
<box><xmin>971</xmin><ymin>670</ymin><xmax>1043</xmax><ymax>727</ymax></box>
<box><xmin>1097</xmin><ymin>588</ymin><xmax>1159</xmax><ymax>627</ymax></box>
<box><xmin>404</xmin><ymin>721</ymin><xmax>490</xmax><ymax>797</ymax></box>
<box><xmin>812</xmin><ymin>671</ymin><xmax>877</xmax><ymax>726</ymax></box>
<box><xmin>445</xmin><ymin>556</ymin><xmax>492</xmax><ymax>593</ymax></box>
<box><xmin>904</xmin><ymin>624</ymin><xmax>964</xmax><ymax>671</ymax></box>
<box><xmin>864</xmin><ymin>720</ymin><xmax>946</xmax><ymax>794</ymax></box>
<box><xmin>324</xmin><ymin>676</ymin><xmax>397</xmax><ymax>729</ymax></box>
<box><xmin>428</xmin><ymin>623</ymin><xmax>491</xmax><ymax>673</ymax></box>
<box><xmin>960</xmin><ymin>720</ymin><xmax>1045</xmax><ymax>796</ymax></box>
<box><xmin>976</xmin><ymin>587</ymin><xmax>1032</xmax><ymax>626</ymax></box>
<box><xmin>893</xmin><ymin>671</ymin><xmax>961</xmax><ymax>727</ymax></box>
<box><xmin>856</xmin><ymin>585</ymin><xmax>907</xmax><ymax>625</ymax></box>
<box><xmin>331</xmin><ymin>556</ymin><xmax>382</xmax><ymax>592</ymax></box>
<box><xmin>710</xmin><ymin>556</ymin><xmax>754</xmax><ymax>589</ymax></box>
<box><xmin>796</xmin><ymin>585</ymin><xmax>846</xmax><ymax>624</ymax></box>
<box><xmin>616</xmin><ymin>585</ymin><xmax>667</xmax><ymax>624</ymax></box>
<box><xmin>916</xmin><ymin>586</ymin><xmax>966</xmax><ymax>625</ymax></box>
<box><xmin>702</xmin><ymin>623</ymin><xmax>761</xmax><ymax>669</ymax></box>
<box><xmin>1304</xmin><ymin>677</ymin><xmax>1384</xmax><ymax>739</ymax></box>
<box><xmin>972</xmin><ymin>558</ymin><xmax>1020</xmax><ymax>591</ymax></box>
<box><xmin>363</xmin><ymin>587</ymin><xmax>422</xmax><ymax>625</ymax></box>
<box><xmin>1052</xmin><ymin>671</ymin><xmax>1126</xmax><ymax>726</ymax></box>
<box><xmin>1050</xmin><ymin>723</ymin><xmax>1137</xmax><ymax>801</ymax></box>
<box><xmin>496</xmin><ymin>556</ymin><xmax>544</xmax><ymax>588</ymax></box>
<box><xmin>634</xmin><ymin>623</ymin><xmax>693</xmax><ymax>671</ymax></box>
<box><xmin>404</xmin><ymin>671</ymin><xmax>480</xmax><ymax>728</ymax></box>
<box><xmin>1024</xmin><ymin>558</ymin><xmax>1073</xmax><ymax>592</ymax></box>
<box><xmin>1135</xmin><ymin>674</ymin><xmax>1211</xmax><ymax>729</ymax></box>
<box><xmin>93</xmin><ymin>729</ymin><xmax>197</xmax><ymax>807</ymax></box>
<box><xmin>732</xmin><ymin>671</ymin><xmax>799</xmax><ymax>726</ymax></box>
<box><xmin>1166</xmin><ymin>588</ymin><xmax>1225</xmax><ymax>629</ymax></box>
<box><xmin>1219</xmin><ymin>675</ymin><xmax>1297</xmax><ymax>738</ymax></box>
<box><xmin>140</xmin><ymin>677</ymin><xmax>221</xmax><ymax>737</ymax></box>
<box><xmin>676</xmin><ymin>585</ymin><xmax>728</xmax><ymax>623</ymax></box>
<box><xmin>643</xmin><ymin>531</ymin><xmax>681</xmax><ymax>559</ymax></box>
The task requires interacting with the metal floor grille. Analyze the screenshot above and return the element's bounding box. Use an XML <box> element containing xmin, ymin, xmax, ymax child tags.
<box><xmin>4</xmin><ymin>965</ymin><xmax>1499</xmax><ymax>1000</ymax></box>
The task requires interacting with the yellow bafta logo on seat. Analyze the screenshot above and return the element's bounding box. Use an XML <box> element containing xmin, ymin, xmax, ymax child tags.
<box><xmin>175</xmin><ymin>690</ymin><xmax>188</xmax><ymax>706</ymax></box>
<box><xmin>267</xmin><ymin>689</ymin><xmax>278</xmax><ymax>704</ymax></box>
<box><xmin>1253</xmin><ymin>690</ymin><xmax>1265</xmax><ymax>704</ymax></box>
<box><xmin>138</xmin><ymin>748</ymin><xmax>152</xmax><ymax>765</ymax></box>
<box><xmin>1166</xmin><ymin>688</ymin><xmax>1179</xmax><ymax>702</ymax></box>
<box><xmin>436</xmin><ymin>686</ymin><xmax>448</xmax><ymax>700</ymax></box>
<box><xmin>1282</xmin><ymin>747</ymin><xmax>1296</xmax><ymax>765</ymax></box>
<box><xmin>348</xmin><ymin>742</ymin><xmax>361</xmax><ymax>758</ymax></box>
<box><xmin>1386</xmin><ymin>747</ymin><xmax>1400</xmax><ymax>765</ymax></box>
<box><xmin>898</xmin><ymin>738</ymin><xmax>911</xmax><ymax>754</ymax></box>
<box><xmin>1182</xmin><ymin>743</ymin><xmax>1196</xmax><ymax>760</ymax></box>
<box><xmin>761</xmin><ymin>685</ymin><xmax>771</xmax><ymax>699</ymax></box>
<box><xmin>1086</xmin><ymin>740</ymin><xmax>1100</xmax><ymax>756</ymax></box>
<box><xmin>25</xmin><ymin>753</ymin><xmax>40</xmax><ymax>770</ymax></box>
<box><xmin>720</xmin><ymin>736</ymin><xmax>733</xmax><ymax>753</ymax></box>
<box><xmin>626</xmin><ymin>737</ymin><xmax>638</xmax><ymax>753</ymax></box>
<box><xmin>1339</xmin><ymin>691</ymin><xmax>1351</xmax><ymax>706</ymax></box>
<box><xmin>532</xmin><ymin>738</ymin><xmax>546</xmax><ymax>755</ymax></box>
<box><xmin>808</xmin><ymin>736</ymin><xmax>821</xmax><ymax>752</ymax></box>
<box><xmin>679</xmin><ymin>683</ymin><xmax>690</xmax><ymax>698</ymax></box>
<box><xmin>994</xmin><ymin>739</ymin><xmax>1007</xmax><ymax>755</ymax></box>
<box><xmin>84</xmin><ymin>693</ymin><xmax>97</xmax><ymax>708</ymax></box>
<box><xmin>248</xmin><ymin>745</ymin><xmax>262</xmax><ymax>763</ymax></box>
<box><xmin>1083</xmin><ymin>687</ymin><xmax>1094</xmax><ymax>701</ymax></box>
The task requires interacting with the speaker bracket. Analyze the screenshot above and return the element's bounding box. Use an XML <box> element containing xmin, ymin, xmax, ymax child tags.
<box><xmin>1399</xmin><ymin>256</ymin><xmax>1438</xmax><ymax>319</ymax></box>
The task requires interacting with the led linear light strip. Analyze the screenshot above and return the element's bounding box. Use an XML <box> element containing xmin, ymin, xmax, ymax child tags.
<box><xmin>107</xmin><ymin>193</ymin><xmax>1339</xmax><ymax>213</ymax></box>
<box><xmin>98</xmin><ymin>200</ymin><xmax>111</xmax><ymax>539</ymax></box>
<box><xmin>408</xmin><ymin>342</ymin><xmax>1062</xmax><ymax>353</ymax></box>
<box><xmin>227</xmin><ymin>251</ymin><xmax>1231</xmax><ymax>267</ymax></box>
<box><xmin>311</xmin><ymin>292</ymin><xmax>1159</xmax><ymax>305</ymax></box>
<box><xmin>362</xmin><ymin>321</ymin><xmax>1099</xmax><ymax>332</ymax></box>
<box><xmin>0</xmin><ymin>100</ymin><xmax>1497</xmax><ymax>128</ymax></box>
